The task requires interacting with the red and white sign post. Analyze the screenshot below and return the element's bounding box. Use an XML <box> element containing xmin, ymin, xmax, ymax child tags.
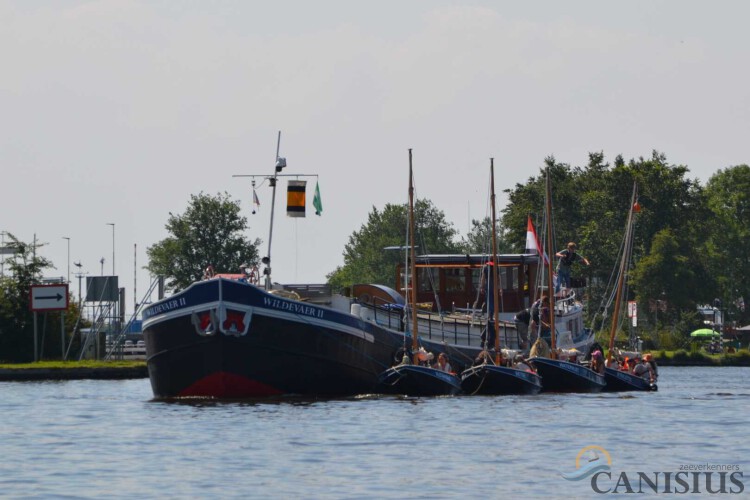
<box><xmin>627</xmin><ymin>301</ymin><xmax>638</xmax><ymax>327</ymax></box>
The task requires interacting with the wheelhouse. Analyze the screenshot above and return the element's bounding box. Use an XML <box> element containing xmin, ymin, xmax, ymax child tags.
<box><xmin>395</xmin><ymin>253</ymin><xmax>540</xmax><ymax>314</ymax></box>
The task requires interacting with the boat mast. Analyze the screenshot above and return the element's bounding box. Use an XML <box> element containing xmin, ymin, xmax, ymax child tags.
<box><xmin>544</xmin><ymin>168</ymin><xmax>556</xmax><ymax>355</ymax></box>
<box><xmin>409</xmin><ymin>149</ymin><xmax>420</xmax><ymax>365</ymax></box>
<box><xmin>607</xmin><ymin>182</ymin><xmax>638</xmax><ymax>364</ymax></box>
<box><xmin>233</xmin><ymin>134</ymin><xmax>320</xmax><ymax>289</ymax></box>
<box><xmin>264</xmin><ymin>131</ymin><xmax>285</xmax><ymax>290</ymax></box>
<box><xmin>490</xmin><ymin>159</ymin><xmax>502</xmax><ymax>365</ymax></box>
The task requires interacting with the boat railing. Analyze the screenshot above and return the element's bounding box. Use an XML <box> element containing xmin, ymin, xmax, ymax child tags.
<box><xmin>418</xmin><ymin>310</ymin><xmax>503</xmax><ymax>348</ymax></box>
<box><xmin>554</xmin><ymin>290</ymin><xmax>579</xmax><ymax>314</ymax></box>
<box><xmin>361</xmin><ymin>298</ymin><xmax>520</xmax><ymax>348</ymax></box>
<box><xmin>369</xmin><ymin>296</ymin><xmax>403</xmax><ymax>331</ymax></box>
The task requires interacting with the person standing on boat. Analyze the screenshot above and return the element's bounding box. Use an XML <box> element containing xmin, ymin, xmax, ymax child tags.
<box><xmin>528</xmin><ymin>295</ymin><xmax>544</xmax><ymax>341</ymax></box>
<box><xmin>555</xmin><ymin>242</ymin><xmax>589</xmax><ymax>292</ymax></box>
<box><xmin>590</xmin><ymin>350</ymin><xmax>605</xmax><ymax>374</ymax></box>
<box><xmin>514</xmin><ymin>308</ymin><xmax>532</xmax><ymax>349</ymax></box>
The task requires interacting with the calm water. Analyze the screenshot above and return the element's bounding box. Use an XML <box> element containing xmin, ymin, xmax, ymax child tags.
<box><xmin>1</xmin><ymin>367</ymin><xmax>748</xmax><ymax>499</ymax></box>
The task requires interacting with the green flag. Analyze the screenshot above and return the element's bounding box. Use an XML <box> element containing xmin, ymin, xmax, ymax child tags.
<box><xmin>313</xmin><ymin>181</ymin><xmax>323</xmax><ymax>216</ymax></box>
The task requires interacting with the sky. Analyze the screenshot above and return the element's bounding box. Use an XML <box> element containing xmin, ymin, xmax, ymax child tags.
<box><xmin>2</xmin><ymin>0</ymin><xmax>749</xmax><ymax>316</ymax></box>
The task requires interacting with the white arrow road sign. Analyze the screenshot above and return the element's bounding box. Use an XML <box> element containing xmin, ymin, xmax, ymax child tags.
<box><xmin>30</xmin><ymin>284</ymin><xmax>69</xmax><ymax>311</ymax></box>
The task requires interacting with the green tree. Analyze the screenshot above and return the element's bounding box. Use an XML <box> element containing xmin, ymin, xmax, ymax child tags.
<box><xmin>327</xmin><ymin>199</ymin><xmax>460</xmax><ymax>290</ymax></box>
<box><xmin>0</xmin><ymin>234</ymin><xmax>54</xmax><ymax>362</ymax></box>
<box><xmin>501</xmin><ymin>150</ymin><xmax>711</xmax><ymax>327</ymax></box>
<box><xmin>704</xmin><ymin>164</ymin><xmax>750</xmax><ymax>325</ymax></box>
<box><xmin>146</xmin><ymin>192</ymin><xmax>261</xmax><ymax>292</ymax></box>
<box><xmin>501</xmin><ymin>157</ymin><xmax>585</xmax><ymax>253</ymax></box>
<box><xmin>574</xmin><ymin>153</ymin><xmax>704</xmax><ymax>316</ymax></box>
<box><xmin>460</xmin><ymin>217</ymin><xmax>512</xmax><ymax>254</ymax></box>
<box><xmin>630</xmin><ymin>228</ymin><xmax>712</xmax><ymax>319</ymax></box>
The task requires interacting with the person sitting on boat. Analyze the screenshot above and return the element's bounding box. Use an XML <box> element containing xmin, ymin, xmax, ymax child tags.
<box><xmin>606</xmin><ymin>353</ymin><xmax>623</xmax><ymax>369</ymax></box>
<box><xmin>555</xmin><ymin>242</ymin><xmax>589</xmax><ymax>292</ymax></box>
<box><xmin>626</xmin><ymin>357</ymin><xmax>638</xmax><ymax>372</ymax></box>
<box><xmin>203</xmin><ymin>264</ymin><xmax>215</xmax><ymax>280</ymax></box>
<box><xmin>604</xmin><ymin>351</ymin><xmax>617</xmax><ymax>368</ymax></box>
<box><xmin>590</xmin><ymin>350</ymin><xmax>605</xmax><ymax>375</ymax></box>
<box><xmin>632</xmin><ymin>356</ymin><xmax>655</xmax><ymax>383</ymax></box>
<box><xmin>644</xmin><ymin>353</ymin><xmax>658</xmax><ymax>381</ymax></box>
<box><xmin>415</xmin><ymin>347</ymin><xmax>434</xmax><ymax>366</ymax></box>
<box><xmin>530</xmin><ymin>337</ymin><xmax>551</xmax><ymax>358</ymax></box>
<box><xmin>474</xmin><ymin>350</ymin><xmax>493</xmax><ymax>366</ymax></box>
<box><xmin>398</xmin><ymin>352</ymin><xmax>411</xmax><ymax>365</ymax></box>
<box><xmin>513</xmin><ymin>354</ymin><xmax>534</xmax><ymax>373</ymax></box>
<box><xmin>434</xmin><ymin>352</ymin><xmax>453</xmax><ymax>373</ymax></box>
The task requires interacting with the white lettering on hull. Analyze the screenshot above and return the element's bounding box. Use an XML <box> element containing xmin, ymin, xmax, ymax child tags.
<box><xmin>144</xmin><ymin>297</ymin><xmax>187</xmax><ymax>318</ymax></box>
<box><xmin>262</xmin><ymin>297</ymin><xmax>325</xmax><ymax>319</ymax></box>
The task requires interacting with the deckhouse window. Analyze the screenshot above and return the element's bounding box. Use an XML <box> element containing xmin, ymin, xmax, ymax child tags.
<box><xmin>444</xmin><ymin>268</ymin><xmax>465</xmax><ymax>292</ymax></box>
<box><xmin>418</xmin><ymin>268</ymin><xmax>435</xmax><ymax>292</ymax></box>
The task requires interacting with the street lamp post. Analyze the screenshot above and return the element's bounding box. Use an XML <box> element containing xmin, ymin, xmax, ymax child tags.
<box><xmin>1</xmin><ymin>230</ymin><xmax>6</xmax><ymax>277</ymax></box>
<box><xmin>74</xmin><ymin>261</ymin><xmax>84</xmax><ymax>303</ymax></box>
<box><xmin>714</xmin><ymin>298</ymin><xmax>723</xmax><ymax>351</ymax></box>
<box><xmin>106</xmin><ymin>223</ymin><xmax>115</xmax><ymax>276</ymax></box>
<box><xmin>62</xmin><ymin>237</ymin><xmax>70</xmax><ymax>284</ymax></box>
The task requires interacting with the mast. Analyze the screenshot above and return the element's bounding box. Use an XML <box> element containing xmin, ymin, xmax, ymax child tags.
<box><xmin>490</xmin><ymin>159</ymin><xmax>502</xmax><ymax>365</ymax></box>
<box><xmin>544</xmin><ymin>168</ymin><xmax>556</xmax><ymax>355</ymax></box>
<box><xmin>409</xmin><ymin>149</ymin><xmax>420</xmax><ymax>365</ymax></box>
<box><xmin>264</xmin><ymin>131</ymin><xmax>285</xmax><ymax>290</ymax></box>
<box><xmin>607</xmin><ymin>182</ymin><xmax>639</xmax><ymax>364</ymax></box>
<box><xmin>233</xmin><ymin>133</ymin><xmax>319</xmax><ymax>290</ymax></box>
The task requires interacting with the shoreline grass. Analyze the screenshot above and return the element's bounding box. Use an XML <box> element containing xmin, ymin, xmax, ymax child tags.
<box><xmin>654</xmin><ymin>349</ymin><xmax>750</xmax><ymax>366</ymax></box>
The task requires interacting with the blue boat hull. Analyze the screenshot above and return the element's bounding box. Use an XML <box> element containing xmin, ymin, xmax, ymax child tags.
<box><xmin>603</xmin><ymin>367</ymin><xmax>657</xmax><ymax>392</ymax></box>
<box><xmin>529</xmin><ymin>357</ymin><xmax>606</xmax><ymax>393</ymax></box>
<box><xmin>460</xmin><ymin>364</ymin><xmax>542</xmax><ymax>395</ymax></box>
<box><xmin>378</xmin><ymin>365</ymin><xmax>462</xmax><ymax>396</ymax></box>
<box><xmin>143</xmin><ymin>279</ymin><xmax>406</xmax><ymax>398</ymax></box>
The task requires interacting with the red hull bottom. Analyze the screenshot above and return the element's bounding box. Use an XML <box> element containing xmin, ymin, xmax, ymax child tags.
<box><xmin>178</xmin><ymin>371</ymin><xmax>284</xmax><ymax>398</ymax></box>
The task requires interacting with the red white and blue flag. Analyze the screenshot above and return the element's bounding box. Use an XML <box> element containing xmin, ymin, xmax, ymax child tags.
<box><xmin>525</xmin><ymin>215</ymin><xmax>549</xmax><ymax>265</ymax></box>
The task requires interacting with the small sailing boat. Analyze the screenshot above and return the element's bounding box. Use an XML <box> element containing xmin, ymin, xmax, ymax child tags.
<box><xmin>529</xmin><ymin>168</ymin><xmax>606</xmax><ymax>393</ymax></box>
<box><xmin>378</xmin><ymin>150</ymin><xmax>462</xmax><ymax>397</ymax></box>
<box><xmin>460</xmin><ymin>159</ymin><xmax>542</xmax><ymax>395</ymax></box>
<box><xmin>603</xmin><ymin>183</ymin><xmax>657</xmax><ymax>392</ymax></box>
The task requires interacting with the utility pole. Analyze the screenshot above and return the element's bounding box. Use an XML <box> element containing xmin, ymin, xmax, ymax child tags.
<box><xmin>74</xmin><ymin>262</ymin><xmax>86</xmax><ymax>303</ymax></box>
<box><xmin>106</xmin><ymin>223</ymin><xmax>115</xmax><ymax>276</ymax></box>
<box><xmin>134</xmin><ymin>243</ymin><xmax>137</xmax><ymax>314</ymax></box>
<box><xmin>62</xmin><ymin>237</ymin><xmax>70</xmax><ymax>284</ymax></box>
<box><xmin>1</xmin><ymin>231</ymin><xmax>5</xmax><ymax>277</ymax></box>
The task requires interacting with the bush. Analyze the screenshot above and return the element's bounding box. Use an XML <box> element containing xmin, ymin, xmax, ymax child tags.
<box><xmin>672</xmin><ymin>350</ymin><xmax>690</xmax><ymax>362</ymax></box>
<box><xmin>722</xmin><ymin>350</ymin><xmax>750</xmax><ymax>366</ymax></box>
<box><xmin>689</xmin><ymin>351</ymin><xmax>711</xmax><ymax>363</ymax></box>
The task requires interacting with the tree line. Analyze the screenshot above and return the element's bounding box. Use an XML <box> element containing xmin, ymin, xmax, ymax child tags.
<box><xmin>2</xmin><ymin>152</ymin><xmax>748</xmax><ymax>361</ymax></box>
<box><xmin>328</xmin><ymin>151</ymin><xmax>750</xmax><ymax>348</ymax></box>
